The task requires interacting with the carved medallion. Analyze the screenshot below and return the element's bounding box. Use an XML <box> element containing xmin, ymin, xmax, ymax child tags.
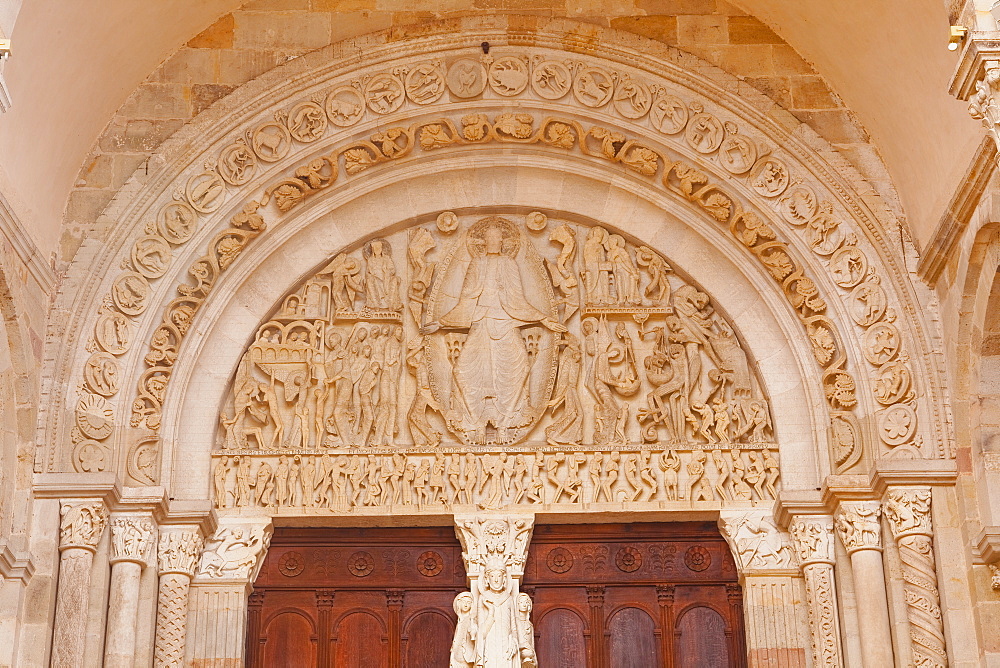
<box><xmin>531</xmin><ymin>60</ymin><xmax>572</xmax><ymax>100</ymax></box>
<box><xmin>613</xmin><ymin>78</ymin><xmax>652</xmax><ymax>118</ymax></box>
<box><xmin>436</xmin><ymin>210</ymin><xmax>459</xmax><ymax>234</ymax></box>
<box><xmin>76</xmin><ymin>394</ymin><xmax>115</xmax><ymax>440</ymax></box>
<box><xmin>488</xmin><ymin>57</ymin><xmax>529</xmax><ymax>97</ymax></box>
<box><xmin>445</xmin><ymin>58</ymin><xmax>487</xmax><ymax>98</ymax></box>
<box><xmin>278</xmin><ymin>551</ymin><xmax>305</xmax><ymax>577</ymax></box>
<box><xmin>126</xmin><ymin>437</ymin><xmax>158</xmax><ymax>485</ymax></box>
<box><xmin>131</xmin><ymin>235</ymin><xmax>172</xmax><ymax>279</ymax></box>
<box><xmin>864</xmin><ymin>323</ymin><xmax>900</xmax><ymax>365</ymax></box>
<box><xmin>186</xmin><ymin>172</ymin><xmax>225</xmax><ymax>214</ymax></box>
<box><xmin>830</xmin><ymin>246</ymin><xmax>868</xmax><ymax>288</ymax></box>
<box><xmin>650</xmin><ymin>93</ymin><xmax>688</xmax><ymax>134</ymax></box>
<box><xmin>423</xmin><ymin>216</ymin><xmax>559</xmax><ymax>446</ymax></box>
<box><xmin>73</xmin><ymin>439</ymin><xmax>109</xmax><ymax>472</ymax></box>
<box><xmin>849</xmin><ymin>280</ymin><xmax>887</xmax><ymax>327</ymax></box>
<box><xmin>217</xmin><ymin>142</ymin><xmax>257</xmax><ymax>186</ymax></box>
<box><xmin>325</xmin><ymin>86</ymin><xmax>365</xmax><ymax>127</ymax></box>
<box><xmin>112</xmin><ymin>272</ymin><xmax>151</xmax><ymax>316</ymax></box>
<box><xmin>574</xmin><ymin>66</ymin><xmax>615</xmax><ymax>108</ymax></box>
<box><xmin>95</xmin><ymin>310</ymin><xmax>131</xmax><ymax>355</ymax></box>
<box><xmin>546</xmin><ymin>547</ymin><xmax>574</xmax><ymax>574</ymax></box>
<box><xmin>287</xmin><ymin>101</ymin><xmax>328</xmax><ymax>142</ymax></box>
<box><xmin>874</xmin><ymin>361</ymin><xmax>912</xmax><ymax>405</ymax></box>
<box><xmin>365</xmin><ymin>73</ymin><xmax>405</xmax><ymax>113</ymax></box>
<box><xmin>405</xmin><ymin>64</ymin><xmax>446</xmax><ymax>105</ymax></box>
<box><xmin>348</xmin><ymin>551</ymin><xmax>375</xmax><ymax>577</ymax></box>
<box><xmin>719</xmin><ymin>135</ymin><xmax>757</xmax><ymax>174</ymax></box>
<box><xmin>84</xmin><ymin>352</ymin><xmax>120</xmax><ymax>397</ymax></box>
<box><xmin>780</xmin><ymin>186</ymin><xmax>818</xmax><ymax>226</ymax></box>
<box><xmin>685</xmin><ymin>113</ymin><xmax>724</xmax><ymax>153</ymax></box>
<box><xmin>157</xmin><ymin>201</ymin><xmax>197</xmax><ymax>244</ymax></box>
<box><xmin>879</xmin><ymin>404</ymin><xmax>917</xmax><ymax>446</ymax></box>
<box><xmin>416</xmin><ymin>551</ymin><xmax>444</xmax><ymax>577</ymax></box>
<box><xmin>615</xmin><ymin>546</ymin><xmax>642</xmax><ymax>573</ymax></box>
<box><xmin>748</xmin><ymin>157</ymin><xmax>789</xmax><ymax>197</ymax></box>
<box><xmin>250</xmin><ymin>122</ymin><xmax>292</xmax><ymax>162</ymax></box>
<box><xmin>806</xmin><ymin>211</ymin><xmax>843</xmax><ymax>256</ymax></box>
<box><xmin>525</xmin><ymin>211</ymin><xmax>547</xmax><ymax>232</ymax></box>
<box><xmin>683</xmin><ymin>545</ymin><xmax>712</xmax><ymax>572</ymax></box>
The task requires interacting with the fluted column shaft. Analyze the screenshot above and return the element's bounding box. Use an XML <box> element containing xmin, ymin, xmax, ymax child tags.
<box><xmin>52</xmin><ymin>501</ymin><xmax>108</xmax><ymax>668</ymax></box>
<box><xmin>884</xmin><ymin>488</ymin><xmax>948</xmax><ymax>668</ymax></box>
<box><xmin>835</xmin><ymin>501</ymin><xmax>894</xmax><ymax>667</ymax></box>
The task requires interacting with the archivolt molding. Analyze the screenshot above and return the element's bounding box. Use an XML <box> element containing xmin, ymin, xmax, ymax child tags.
<box><xmin>42</xmin><ymin>19</ymin><xmax>946</xmax><ymax>481</ymax></box>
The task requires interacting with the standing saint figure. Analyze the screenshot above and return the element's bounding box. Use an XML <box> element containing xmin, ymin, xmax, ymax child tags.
<box><xmin>476</xmin><ymin>568</ymin><xmax>520</xmax><ymax>668</ymax></box>
<box><xmin>363</xmin><ymin>238</ymin><xmax>402</xmax><ymax>310</ymax></box>
<box><xmin>427</xmin><ymin>219</ymin><xmax>564</xmax><ymax>444</ymax></box>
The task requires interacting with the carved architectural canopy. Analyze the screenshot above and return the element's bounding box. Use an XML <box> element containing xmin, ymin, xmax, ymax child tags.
<box><xmin>213</xmin><ymin>212</ymin><xmax>780</xmax><ymax>514</ymax></box>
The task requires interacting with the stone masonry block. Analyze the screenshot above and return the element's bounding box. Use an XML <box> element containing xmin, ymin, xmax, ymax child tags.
<box><xmin>233</xmin><ymin>10</ymin><xmax>333</xmax><ymax>50</ymax></box>
<box><xmin>188</xmin><ymin>14</ymin><xmax>236</xmax><ymax>49</ymax></box>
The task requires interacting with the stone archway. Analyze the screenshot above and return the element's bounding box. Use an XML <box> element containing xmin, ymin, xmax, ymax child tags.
<box><xmin>38</xmin><ymin>18</ymin><xmax>955</xmax><ymax>668</ymax></box>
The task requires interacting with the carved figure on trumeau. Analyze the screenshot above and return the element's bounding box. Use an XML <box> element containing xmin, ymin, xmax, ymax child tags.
<box><xmin>215</xmin><ymin>212</ymin><xmax>778</xmax><ymax>513</ymax></box>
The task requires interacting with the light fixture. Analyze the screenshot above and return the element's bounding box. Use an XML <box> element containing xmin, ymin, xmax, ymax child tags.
<box><xmin>0</xmin><ymin>39</ymin><xmax>9</xmax><ymax>60</ymax></box>
<box><xmin>949</xmin><ymin>25</ymin><xmax>968</xmax><ymax>51</ymax></box>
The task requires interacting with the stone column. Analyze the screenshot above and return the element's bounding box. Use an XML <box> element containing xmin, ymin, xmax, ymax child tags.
<box><xmin>789</xmin><ymin>516</ymin><xmax>844</xmax><ymax>668</ymax></box>
<box><xmin>105</xmin><ymin>515</ymin><xmax>156</xmax><ymax>667</ymax></box>
<box><xmin>186</xmin><ymin>520</ymin><xmax>272</xmax><ymax>667</ymax></box>
<box><xmin>452</xmin><ymin>513</ymin><xmax>536</xmax><ymax>668</ymax></box>
<box><xmin>834</xmin><ymin>501</ymin><xmax>895</xmax><ymax>667</ymax></box>
<box><xmin>153</xmin><ymin>528</ymin><xmax>203</xmax><ymax>667</ymax></box>
<box><xmin>883</xmin><ymin>488</ymin><xmax>948</xmax><ymax>668</ymax></box>
<box><xmin>52</xmin><ymin>500</ymin><xmax>109</xmax><ymax>667</ymax></box>
<box><xmin>719</xmin><ymin>509</ymin><xmax>808</xmax><ymax>668</ymax></box>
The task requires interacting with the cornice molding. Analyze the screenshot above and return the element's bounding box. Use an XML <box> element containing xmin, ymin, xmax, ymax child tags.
<box><xmin>0</xmin><ymin>188</ymin><xmax>55</xmax><ymax>293</ymax></box>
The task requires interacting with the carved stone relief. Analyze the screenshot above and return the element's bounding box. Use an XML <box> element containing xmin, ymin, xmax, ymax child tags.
<box><xmin>59</xmin><ymin>500</ymin><xmax>109</xmax><ymax>551</ymax></box>
<box><xmin>68</xmin><ymin>43</ymin><xmax>935</xmax><ymax>478</ymax></box>
<box><xmin>718</xmin><ymin>510</ymin><xmax>795</xmax><ymax>571</ymax></box>
<box><xmin>197</xmin><ymin>523</ymin><xmax>272</xmax><ymax>581</ymax></box>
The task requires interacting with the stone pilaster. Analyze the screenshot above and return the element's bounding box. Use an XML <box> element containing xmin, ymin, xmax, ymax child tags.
<box><xmin>719</xmin><ymin>509</ymin><xmax>808</xmax><ymax>668</ymax></box>
<box><xmin>834</xmin><ymin>501</ymin><xmax>895</xmax><ymax>667</ymax></box>
<box><xmin>186</xmin><ymin>519</ymin><xmax>272</xmax><ymax>667</ymax></box>
<box><xmin>884</xmin><ymin>488</ymin><xmax>948</xmax><ymax>668</ymax></box>
<box><xmin>52</xmin><ymin>500</ymin><xmax>108</xmax><ymax>668</ymax></box>
<box><xmin>452</xmin><ymin>513</ymin><xmax>536</xmax><ymax>668</ymax></box>
<box><xmin>154</xmin><ymin>528</ymin><xmax>203</xmax><ymax>668</ymax></box>
<box><xmin>789</xmin><ymin>515</ymin><xmax>844</xmax><ymax>668</ymax></box>
<box><xmin>105</xmin><ymin>514</ymin><xmax>156</xmax><ymax>668</ymax></box>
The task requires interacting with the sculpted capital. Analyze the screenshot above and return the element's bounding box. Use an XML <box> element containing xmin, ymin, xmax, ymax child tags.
<box><xmin>788</xmin><ymin>516</ymin><xmax>835</xmax><ymax>566</ymax></box>
<box><xmin>718</xmin><ymin>510</ymin><xmax>795</xmax><ymax>572</ymax></box>
<box><xmin>969</xmin><ymin>60</ymin><xmax>1000</xmax><ymax>165</ymax></box>
<box><xmin>835</xmin><ymin>501</ymin><xmax>882</xmax><ymax>553</ymax></box>
<box><xmin>110</xmin><ymin>516</ymin><xmax>156</xmax><ymax>566</ymax></box>
<box><xmin>197</xmin><ymin>522</ymin><xmax>272</xmax><ymax>581</ymax></box>
<box><xmin>59</xmin><ymin>500</ymin><xmax>109</xmax><ymax>552</ymax></box>
<box><xmin>158</xmin><ymin>529</ymin><xmax>204</xmax><ymax>576</ymax></box>
<box><xmin>883</xmin><ymin>488</ymin><xmax>932</xmax><ymax>539</ymax></box>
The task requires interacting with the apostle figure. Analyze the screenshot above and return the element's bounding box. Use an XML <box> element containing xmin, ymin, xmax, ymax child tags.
<box><xmin>363</xmin><ymin>238</ymin><xmax>402</xmax><ymax>310</ymax></box>
<box><xmin>427</xmin><ymin>219</ymin><xmax>564</xmax><ymax>444</ymax></box>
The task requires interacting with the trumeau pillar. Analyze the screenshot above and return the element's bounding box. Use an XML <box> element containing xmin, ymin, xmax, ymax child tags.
<box><xmin>186</xmin><ymin>518</ymin><xmax>272</xmax><ymax>667</ymax></box>
<box><xmin>154</xmin><ymin>527</ymin><xmax>204</xmax><ymax>668</ymax></box>
<box><xmin>718</xmin><ymin>509</ymin><xmax>808</xmax><ymax>668</ymax></box>
<box><xmin>52</xmin><ymin>500</ymin><xmax>109</xmax><ymax>668</ymax></box>
<box><xmin>788</xmin><ymin>515</ymin><xmax>844</xmax><ymax>668</ymax></box>
<box><xmin>883</xmin><ymin>488</ymin><xmax>948</xmax><ymax>668</ymax></box>
<box><xmin>834</xmin><ymin>501</ymin><xmax>895</xmax><ymax>667</ymax></box>
<box><xmin>105</xmin><ymin>514</ymin><xmax>156</xmax><ymax>668</ymax></box>
<box><xmin>451</xmin><ymin>513</ymin><xmax>537</xmax><ymax>668</ymax></box>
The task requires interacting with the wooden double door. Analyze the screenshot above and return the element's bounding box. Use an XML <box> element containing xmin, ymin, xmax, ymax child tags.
<box><xmin>249</xmin><ymin>522</ymin><xmax>746</xmax><ymax>667</ymax></box>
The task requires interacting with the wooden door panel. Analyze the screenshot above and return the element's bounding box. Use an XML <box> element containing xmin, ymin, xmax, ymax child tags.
<box><xmin>261</xmin><ymin>611</ymin><xmax>317</xmax><ymax>668</ymax></box>
<box><xmin>333</xmin><ymin>611</ymin><xmax>386</xmax><ymax>668</ymax></box>
<box><xmin>402</xmin><ymin>610</ymin><xmax>454</xmax><ymax>668</ymax></box>
<box><xmin>536</xmin><ymin>607</ymin><xmax>588</xmax><ymax>668</ymax></box>
<box><xmin>607</xmin><ymin>606</ymin><xmax>659</xmax><ymax>668</ymax></box>
<box><xmin>676</xmin><ymin>606</ymin><xmax>731</xmax><ymax>668</ymax></box>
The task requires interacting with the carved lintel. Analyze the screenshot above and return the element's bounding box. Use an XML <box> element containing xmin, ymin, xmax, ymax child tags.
<box><xmin>158</xmin><ymin>529</ymin><xmax>204</xmax><ymax>577</ymax></box>
<box><xmin>196</xmin><ymin>520</ymin><xmax>272</xmax><ymax>582</ymax></box>
<box><xmin>59</xmin><ymin>500</ymin><xmax>109</xmax><ymax>552</ymax></box>
<box><xmin>718</xmin><ymin>509</ymin><xmax>795</xmax><ymax>573</ymax></box>
<box><xmin>834</xmin><ymin>501</ymin><xmax>882</xmax><ymax>554</ymax></box>
<box><xmin>110</xmin><ymin>515</ymin><xmax>156</xmax><ymax>566</ymax></box>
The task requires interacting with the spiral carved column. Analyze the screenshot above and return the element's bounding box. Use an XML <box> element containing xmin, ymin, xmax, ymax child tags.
<box><xmin>789</xmin><ymin>516</ymin><xmax>843</xmax><ymax>668</ymax></box>
<box><xmin>884</xmin><ymin>488</ymin><xmax>947</xmax><ymax>668</ymax></box>
<box><xmin>153</xmin><ymin>529</ymin><xmax>204</xmax><ymax>667</ymax></box>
